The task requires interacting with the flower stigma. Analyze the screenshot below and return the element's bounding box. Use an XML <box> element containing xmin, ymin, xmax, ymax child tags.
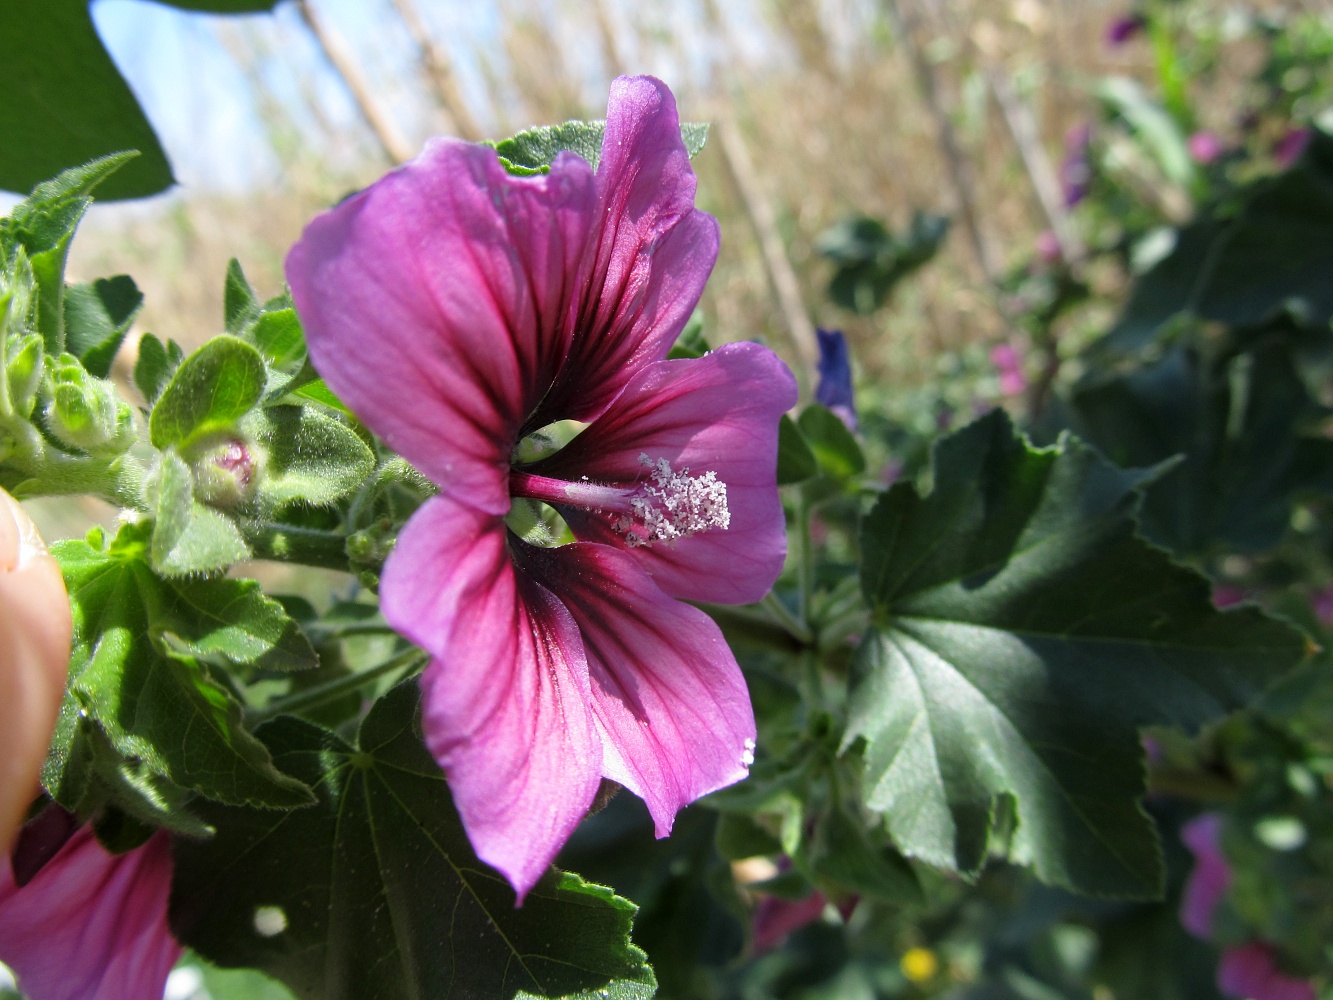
<box><xmin>509</xmin><ymin>453</ymin><xmax>731</xmax><ymax>549</ymax></box>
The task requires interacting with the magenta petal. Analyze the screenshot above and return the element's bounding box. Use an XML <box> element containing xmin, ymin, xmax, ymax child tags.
<box><xmin>519</xmin><ymin>542</ymin><xmax>756</xmax><ymax>836</ymax></box>
<box><xmin>543</xmin><ymin>76</ymin><xmax>720</xmax><ymax>425</ymax></box>
<box><xmin>0</xmin><ymin>828</ymin><xmax>180</xmax><ymax>1000</ymax></box>
<box><xmin>752</xmin><ymin>891</ymin><xmax>828</xmax><ymax>954</ymax></box>
<box><xmin>287</xmin><ymin>140</ymin><xmax>598</xmax><ymax>512</ymax></box>
<box><xmin>1218</xmin><ymin>943</ymin><xmax>1317</xmax><ymax>1000</ymax></box>
<box><xmin>382</xmin><ymin>497</ymin><xmax>602</xmax><ymax>898</ymax></box>
<box><xmin>1179</xmin><ymin>812</ymin><xmax>1232</xmax><ymax>939</ymax></box>
<box><xmin>532</xmin><ymin>342</ymin><xmax>797</xmax><ymax>604</ymax></box>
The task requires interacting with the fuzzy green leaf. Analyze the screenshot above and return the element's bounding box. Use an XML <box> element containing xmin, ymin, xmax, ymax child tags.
<box><xmin>171</xmin><ymin>683</ymin><xmax>657</xmax><ymax>1000</ymax></box>
<box><xmin>63</xmin><ymin>274</ymin><xmax>142</xmax><ymax>377</ymax></box>
<box><xmin>46</xmin><ymin>522</ymin><xmax>315</xmax><ymax>817</ymax></box>
<box><xmin>494</xmin><ymin>119</ymin><xmax>708</xmax><ymax>175</ymax></box>
<box><xmin>150</xmin><ymin>335</ymin><xmax>266</xmax><ymax>449</ymax></box>
<box><xmin>152</xmin><ymin>453</ymin><xmax>251</xmax><ymax>576</ymax></box>
<box><xmin>846</xmin><ymin>410</ymin><xmax>1305</xmax><ymax>897</ymax></box>
<box><xmin>243</xmin><ymin>405</ymin><xmax>373</xmax><ymax>509</ymax></box>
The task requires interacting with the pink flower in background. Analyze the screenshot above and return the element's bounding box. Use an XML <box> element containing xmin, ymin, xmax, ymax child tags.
<box><xmin>1212</xmin><ymin>585</ymin><xmax>1247</xmax><ymax>609</ymax></box>
<box><xmin>1034</xmin><ymin>229</ymin><xmax>1063</xmax><ymax>266</ymax></box>
<box><xmin>1179</xmin><ymin>813</ymin><xmax>1316</xmax><ymax>1000</ymax></box>
<box><xmin>990</xmin><ymin>343</ymin><xmax>1028</xmax><ymax>397</ymax></box>
<box><xmin>1188</xmin><ymin>131</ymin><xmax>1225</xmax><ymax>165</ymax></box>
<box><xmin>0</xmin><ymin>809</ymin><xmax>181</xmax><ymax>1000</ymax></box>
<box><xmin>1274</xmin><ymin>128</ymin><xmax>1311</xmax><ymax>170</ymax></box>
<box><xmin>1104</xmin><ymin>12</ymin><xmax>1146</xmax><ymax>47</ymax></box>
<box><xmin>1308</xmin><ymin>584</ymin><xmax>1333</xmax><ymax>625</ymax></box>
<box><xmin>1060</xmin><ymin>123</ymin><xmax>1093</xmax><ymax>207</ymax></box>
<box><xmin>288</xmin><ymin>76</ymin><xmax>795</xmax><ymax>897</ymax></box>
<box><xmin>752</xmin><ymin>891</ymin><xmax>829</xmax><ymax>953</ymax></box>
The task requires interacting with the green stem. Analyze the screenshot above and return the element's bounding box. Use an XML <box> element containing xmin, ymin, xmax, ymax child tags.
<box><xmin>7</xmin><ymin>450</ymin><xmax>147</xmax><ymax>511</ymax></box>
<box><xmin>246</xmin><ymin>522</ymin><xmax>352</xmax><ymax>572</ymax></box>
<box><xmin>247</xmin><ymin>647</ymin><xmax>427</xmax><ymax>725</ymax></box>
<box><xmin>761</xmin><ymin>591</ymin><xmax>813</xmax><ymax>646</ymax></box>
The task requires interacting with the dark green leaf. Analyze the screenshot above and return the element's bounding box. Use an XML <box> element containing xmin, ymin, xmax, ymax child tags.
<box><xmin>223</xmin><ymin>258</ymin><xmax>260</xmax><ymax>335</ymax></box>
<box><xmin>48</xmin><ymin>522</ymin><xmax>315</xmax><ymax>813</ymax></box>
<box><xmin>777</xmin><ymin>414</ymin><xmax>817</xmax><ymax>485</ymax></box>
<box><xmin>847</xmin><ymin>410</ymin><xmax>1305</xmax><ymax>897</ymax></box>
<box><xmin>150</xmin><ymin>335</ymin><xmax>266</xmax><ymax>449</ymax></box>
<box><xmin>133</xmin><ymin>333</ymin><xmax>183</xmax><ymax>405</ymax></box>
<box><xmin>816</xmin><ymin>212</ymin><xmax>949</xmax><ymax>315</ymax></box>
<box><xmin>152</xmin><ymin>453</ymin><xmax>251</xmax><ymax>576</ymax></box>
<box><xmin>171</xmin><ymin>683</ymin><xmax>656</xmax><ymax>1000</ymax></box>
<box><xmin>806</xmin><ymin>804</ymin><xmax>922</xmax><ymax>903</ymax></box>
<box><xmin>797</xmin><ymin>404</ymin><xmax>865</xmax><ymax>479</ymax></box>
<box><xmin>63</xmin><ymin>274</ymin><xmax>142</xmax><ymax>377</ymax></box>
<box><xmin>494</xmin><ymin>119</ymin><xmax>709</xmax><ymax>175</ymax></box>
<box><xmin>1071</xmin><ymin>344</ymin><xmax>1333</xmax><ymax>555</ymax></box>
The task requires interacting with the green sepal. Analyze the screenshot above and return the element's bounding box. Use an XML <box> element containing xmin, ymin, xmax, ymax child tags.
<box><xmin>46</xmin><ymin>522</ymin><xmax>316</xmax><ymax>816</ymax></box>
<box><xmin>242</xmin><ymin>405</ymin><xmax>374</xmax><ymax>510</ymax></box>
<box><xmin>493</xmin><ymin>118</ymin><xmax>709</xmax><ymax>175</ymax></box>
<box><xmin>152</xmin><ymin>453</ymin><xmax>252</xmax><ymax>576</ymax></box>
<box><xmin>846</xmin><ymin>409</ymin><xmax>1306</xmax><ymax>898</ymax></box>
<box><xmin>5</xmin><ymin>332</ymin><xmax>43</xmax><ymax>418</ymax></box>
<box><xmin>43</xmin><ymin>352</ymin><xmax>134</xmax><ymax>455</ymax></box>
<box><xmin>150</xmin><ymin>335</ymin><xmax>266</xmax><ymax>450</ymax></box>
<box><xmin>63</xmin><ymin>274</ymin><xmax>143</xmax><ymax>378</ymax></box>
<box><xmin>171</xmin><ymin>683</ymin><xmax>657</xmax><ymax>1000</ymax></box>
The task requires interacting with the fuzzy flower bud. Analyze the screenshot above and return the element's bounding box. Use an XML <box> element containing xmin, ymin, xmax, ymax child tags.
<box><xmin>189</xmin><ymin>436</ymin><xmax>259</xmax><ymax>508</ymax></box>
<box><xmin>43</xmin><ymin>354</ymin><xmax>133</xmax><ymax>455</ymax></box>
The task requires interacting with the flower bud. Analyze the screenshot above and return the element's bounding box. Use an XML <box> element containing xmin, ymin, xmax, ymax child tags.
<box><xmin>189</xmin><ymin>436</ymin><xmax>259</xmax><ymax>509</ymax></box>
<box><xmin>5</xmin><ymin>332</ymin><xmax>43</xmax><ymax>418</ymax></box>
<box><xmin>43</xmin><ymin>353</ymin><xmax>134</xmax><ymax>455</ymax></box>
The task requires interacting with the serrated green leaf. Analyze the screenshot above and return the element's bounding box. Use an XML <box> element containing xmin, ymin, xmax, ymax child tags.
<box><xmin>152</xmin><ymin>453</ymin><xmax>251</xmax><ymax>575</ymax></box>
<box><xmin>240</xmin><ymin>405</ymin><xmax>373</xmax><ymax>509</ymax></box>
<box><xmin>47</xmin><ymin>521</ymin><xmax>315</xmax><ymax>814</ymax></box>
<box><xmin>168</xmin><ymin>577</ymin><xmax>318</xmax><ymax>672</ymax></box>
<box><xmin>846</xmin><ymin>410</ymin><xmax>1305</xmax><ymax>897</ymax></box>
<box><xmin>150</xmin><ymin>335</ymin><xmax>266</xmax><ymax>449</ymax></box>
<box><xmin>133</xmin><ymin>333</ymin><xmax>182</xmax><ymax>404</ymax></box>
<box><xmin>797</xmin><ymin>404</ymin><xmax>865</xmax><ymax>479</ymax></box>
<box><xmin>776</xmin><ymin>414</ymin><xmax>817</xmax><ymax>485</ymax></box>
<box><xmin>171</xmin><ymin>683</ymin><xmax>656</xmax><ymax>1000</ymax></box>
<box><xmin>63</xmin><ymin>274</ymin><xmax>142</xmax><ymax>377</ymax></box>
<box><xmin>493</xmin><ymin>119</ymin><xmax>709</xmax><ymax>175</ymax></box>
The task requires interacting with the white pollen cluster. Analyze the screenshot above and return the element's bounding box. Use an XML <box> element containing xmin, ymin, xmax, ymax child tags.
<box><xmin>614</xmin><ymin>453</ymin><xmax>731</xmax><ymax>547</ymax></box>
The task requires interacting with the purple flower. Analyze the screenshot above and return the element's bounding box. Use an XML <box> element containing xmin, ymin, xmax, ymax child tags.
<box><xmin>1034</xmin><ymin>229</ymin><xmax>1063</xmax><ymax>266</ymax></box>
<box><xmin>0</xmin><ymin>812</ymin><xmax>180</xmax><ymax>1000</ymax></box>
<box><xmin>1218</xmin><ymin>944</ymin><xmax>1316</xmax><ymax>1000</ymax></box>
<box><xmin>1179</xmin><ymin>813</ymin><xmax>1317</xmax><ymax>1000</ymax></box>
<box><xmin>1189</xmin><ymin>131</ymin><xmax>1225</xmax><ymax>165</ymax></box>
<box><xmin>1105</xmin><ymin>13</ymin><xmax>1146</xmax><ymax>47</ymax></box>
<box><xmin>1061</xmin><ymin>123</ymin><xmax>1093</xmax><ymax>208</ymax></box>
<box><xmin>1275</xmin><ymin>128</ymin><xmax>1312</xmax><ymax>170</ymax></box>
<box><xmin>1212</xmin><ymin>585</ymin><xmax>1247</xmax><ymax>609</ymax></box>
<box><xmin>287</xmin><ymin>76</ymin><xmax>796</xmax><ymax>898</ymax></box>
<box><xmin>990</xmin><ymin>342</ymin><xmax>1028</xmax><ymax>397</ymax></box>
<box><xmin>752</xmin><ymin>891</ymin><xmax>828</xmax><ymax>953</ymax></box>
<box><xmin>815</xmin><ymin>328</ymin><xmax>857</xmax><ymax>430</ymax></box>
<box><xmin>1310</xmin><ymin>584</ymin><xmax>1333</xmax><ymax>625</ymax></box>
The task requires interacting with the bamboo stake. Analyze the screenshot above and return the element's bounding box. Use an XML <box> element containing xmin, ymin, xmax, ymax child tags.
<box><xmin>295</xmin><ymin>0</ymin><xmax>414</xmax><ymax>165</ymax></box>
<box><xmin>713</xmin><ymin>113</ymin><xmax>819</xmax><ymax>387</ymax></box>
<box><xmin>384</xmin><ymin>0</ymin><xmax>485</xmax><ymax>141</ymax></box>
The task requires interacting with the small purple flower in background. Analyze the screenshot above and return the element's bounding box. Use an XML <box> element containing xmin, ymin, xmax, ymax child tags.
<box><xmin>815</xmin><ymin>328</ymin><xmax>857</xmax><ymax>430</ymax></box>
<box><xmin>1061</xmin><ymin>123</ymin><xmax>1093</xmax><ymax>208</ymax></box>
<box><xmin>0</xmin><ymin>809</ymin><xmax>181</xmax><ymax>1000</ymax></box>
<box><xmin>1180</xmin><ymin>812</ymin><xmax>1317</xmax><ymax>1000</ymax></box>
<box><xmin>1105</xmin><ymin>12</ymin><xmax>1146</xmax><ymax>47</ymax></box>
<box><xmin>1212</xmin><ymin>585</ymin><xmax>1247</xmax><ymax>609</ymax></box>
<box><xmin>1034</xmin><ymin>229</ymin><xmax>1063</xmax><ymax>267</ymax></box>
<box><xmin>1189</xmin><ymin>131</ymin><xmax>1226</xmax><ymax>165</ymax></box>
<box><xmin>288</xmin><ymin>76</ymin><xmax>796</xmax><ymax>898</ymax></box>
<box><xmin>990</xmin><ymin>342</ymin><xmax>1028</xmax><ymax>397</ymax></box>
<box><xmin>1310</xmin><ymin>584</ymin><xmax>1333</xmax><ymax>625</ymax></box>
<box><xmin>1274</xmin><ymin>128</ymin><xmax>1312</xmax><ymax>170</ymax></box>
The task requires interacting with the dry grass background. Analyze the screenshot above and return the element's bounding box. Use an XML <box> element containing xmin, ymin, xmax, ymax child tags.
<box><xmin>63</xmin><ymin>0</ymin><xmax>1311</xmax><ymax>402</ymax></box>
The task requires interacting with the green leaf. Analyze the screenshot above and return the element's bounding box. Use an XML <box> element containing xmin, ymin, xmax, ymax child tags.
<box><xmin>816</xmin><ymin>212</ymin><xmax>949</xmax><ymax>315</ymax></box>
<box><xmin>150</xmin><ymin>335</ymin><xmax>266</xmax><ymax>449</ymax></box>
<box><xmin>493</xmin><ymin>119</ymin><xmax>709</xmax><ymax>175</ymax></box>
<box><xmin>286</xmin><ymin>376</ymin><xmax>350</xmax><ymax>415</ymax></box>
<box><xmin>245</xmin><ymin>405</ymin><xmax>374</xmax><ymax>509</ymax></box>
<box><xmin>1098</xmin><ymin>76</ymin><xmax>1195</xmax><ymax>189</ymax></box>
<box><xmin>171</xmin><ymin>683</ymin><xmax>657</xmax><ymax>1000</ymax></box>
<box><xmin>250</xmin><ymin>309</ymin><xmax>305</xmax><ymax>368</ymax></box>
<box><xmin>846</xmin><ymin>410</ymin><xmax>1305</xmax><ymax>897</ymax></box>
<box><xmin>1071</xmin><ymin>344</ymin><xmax>1333</xmax><ymax>555</ymax></box>
<box><xmin>48</xmin><ymin>522</ymin><xmax>315</xmax><ymax>814</ymax></box>
<box><xmin>0</xmin><ymin>0</ymin><xmax>170</xmax><ymax>200</ymax></box>
<box><xmin>776</xmin><ymin>414</ymin><xmax>817</xmax><ymax>485</ymax></box>
<box><xmin>133</xmin><ymin>333</ymin><xmax>183</xmax><ymax>404</ymax></box>
<box><xmin>152</xmin><ymin>453</ymin><xmax>251</xmax><ymax>576</ymax></box>
<box><xmin>806</xmin><ymin>803</ymin><xmax>922</xmax><ymax>903</ymax></box>
<box><xmin>797</xmin><ymin>404</ymin><xmax>865</xmax><ymax>479</ymax></box>
<box><xmin>223</xmin><ymin>258</ymin><xmax>261</xmax><ymax>335</ymax></box>
<box><xmin>63</xmin><ymin>274</ymin><xmax>142</xmax><ymax>377</ymax></box>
